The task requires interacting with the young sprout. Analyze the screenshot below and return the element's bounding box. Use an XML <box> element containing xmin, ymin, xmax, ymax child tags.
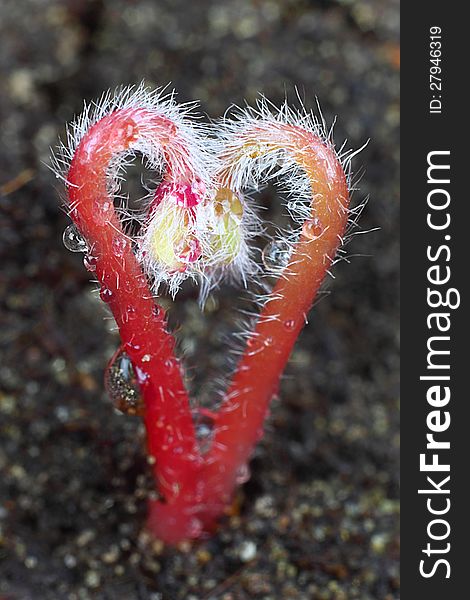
<box><xmin>54</xmin><ymin>85</ymin><xmax>356</xmax><ymax>544</ymax></box>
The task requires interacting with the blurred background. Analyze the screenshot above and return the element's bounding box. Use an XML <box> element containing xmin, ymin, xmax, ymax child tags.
<box><xmin>0</xmin><ymin>0</ymin><xmax>399</xmax><ymax>598</ymax></box>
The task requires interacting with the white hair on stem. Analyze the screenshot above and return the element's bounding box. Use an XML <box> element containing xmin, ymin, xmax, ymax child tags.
<box><xmin>207</xmin><ymin>95</ymin><xmax>367</xmax><ymax>401</ymax></box>
<box><xmin>51</xmin><ymin>83</ymin><xmax>263</xmax><ymax>300</ymax></box>
<box><xmin>214</xmin><ymin>95</ymin><xmax>367</xmax><ymax>284</ymax></box>
<box><xmin>51</xmin><ymin>83</ymin><xmax>213</xmax><ymax>188</ymax></box>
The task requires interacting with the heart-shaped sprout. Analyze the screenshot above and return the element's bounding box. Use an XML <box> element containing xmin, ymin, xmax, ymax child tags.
<box><xmin>52</xmin><ymin>84</ymin><xmax>360</xmax><ymax>544</ymax></box>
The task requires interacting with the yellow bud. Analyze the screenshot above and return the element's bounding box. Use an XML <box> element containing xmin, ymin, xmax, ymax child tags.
<box><xmin>147</xmin><ymin>203</ymin><xmax>201</xmax><ymax>272</ymax></box>
<box><xmin>206</xmin><ymin>188</ymin><xmax>244</xmax><ymax>265</ymax></box>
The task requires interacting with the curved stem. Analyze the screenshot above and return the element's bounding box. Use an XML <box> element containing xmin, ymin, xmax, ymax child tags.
<box><xmin>203</xmin><ymin>125</ymin><xmax>350</xmax><ymax>509</ymax></box>
<box><xmin>66</xmin><ymin>108</ymin><xmax>202</xmax><ymax>513</ymax></box>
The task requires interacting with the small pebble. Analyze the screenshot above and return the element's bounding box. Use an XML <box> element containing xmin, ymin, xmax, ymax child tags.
<box><xmin>239</xmin><ymin>540</ymin><xmax>257</xmax><ymax>562</ymax></box>
<box><xmin>85</xmin><ymin>570</ymin><xmax>100</xmax><ymax>589</ymax></box>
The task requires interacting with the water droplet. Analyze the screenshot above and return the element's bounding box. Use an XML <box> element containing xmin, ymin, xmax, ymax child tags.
<box><xmin>192</xmin><ymin>409</ymin><xmax>215</xmax><ymax>454</ymax></box>
<box><xmin>262</xmin><ymin>239</ymin><xmax>291</xmax><ymax>271</ymax></box>
<box><xmin>83</xmin><ymin>254</ymin><xmax>97</xmax><ymax>272</ymax></box>
<box><xmin>100</xmin><ymin>287</ymin><xmax>113</xmax><ymax>303</ymax></box>
<box><xmin>235</xmin><ymin>463</ymin><xmax>251</xmax><ymax>485</ymax></box>
<box><xmin>264</xmin><ymin>336</ymin><xmax>273</xmax><ymax>347</ymax></box>
<box><xmin>152</xmin><ymin>305</ymin><xmax>161</xmax><ymax>318</ymax></box>
<box><xmin>284</xmin><ymin>319</ymin><xmax>296</xmax><ymax>331</ymax></box>
<box><xmin>302</xmin><ymin>217</ymin><xmax>325</xmax><ymax>240</ymax></box>
<box><xmin>63</xmin><ymin>224</ymin><xmax>88</xmax><ymax>253</ymax></box>
<box><xmin>105</xmin><ymin>349</ymin><xmax>144</xmax><ymax>416</ymax></box>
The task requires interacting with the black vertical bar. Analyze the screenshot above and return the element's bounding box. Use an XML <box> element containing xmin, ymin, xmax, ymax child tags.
<box><xmin>402</xmin><ymin>3</ymin><xmax>467</xmax><ymax>597</ymax></box>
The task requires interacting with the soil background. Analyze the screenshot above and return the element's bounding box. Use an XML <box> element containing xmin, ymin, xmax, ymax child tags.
<box><xmin>0</xmin><ymin>1</ymin><xmax>399</xmax><ymax>598</ymax></box>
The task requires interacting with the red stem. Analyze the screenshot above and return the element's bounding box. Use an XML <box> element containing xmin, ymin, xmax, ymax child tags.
<box><xmin>194</xmin><ymin>126</ymin><xmax>349</xmax><ymax>527</ymax></box>
<box><xmin>67</xmin><ymin>109</ymin><xmax>202</xmax><ymax>523</ymax></box>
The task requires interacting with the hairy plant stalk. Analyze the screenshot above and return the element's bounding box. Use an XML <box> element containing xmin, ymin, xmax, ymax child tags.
<box><xmin>161</xmin><ymin>121</ymin><xmax>350</xmax><ymax>532</ymax></box>
<box><xmin>65</xmin><ymin>106</ymin><xmax>205</xmax><ymax>541</ymax></box>
<box><xmin>56</xmin><ymin>86</ymin><xmax>353</xmax><ymax>544</ymax></box>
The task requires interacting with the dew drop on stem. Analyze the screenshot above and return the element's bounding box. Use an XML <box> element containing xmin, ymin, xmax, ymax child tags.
<box><xmin>302</xmin><ymin>217</ymin><xmax>325</xmax><ymax>240</ymax></box>
<box><xmin>63</xmin><ymin>224</ymin><xmax>88</xmax><ymax>253</ymax></box>
<box><xmin>105</xmin><ymin>349</ymin><xmax>144</xmax><ymax>416</ymax></box>
<box><xmin>192</xmin><ymin>409</ymin><xmax>215</xmax><ymax>454</ymax></box>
